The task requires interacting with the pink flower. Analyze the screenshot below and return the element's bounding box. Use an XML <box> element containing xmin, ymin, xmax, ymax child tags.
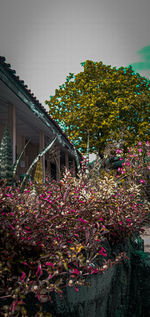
<box><xmin>99</xmin><ymin>217</ymin><xmax>103</xmax><ymax>221</ymax></box>
<box><xmin>147</xmin><ymin>166</ymin><xmax>150</xmax><ymax>170</ymax></box>
<box><xmin>63</xmin><ymin>192</ymin><xmax>67</xmax><ymax>201</ymax></box>
<box><xmin>11</xmin><ymin>301</ymin><xmax>17</xmax><ymax>314</ymax></box>
<box><xmin>36</xmin><ymin>264</ymin><xmax>43</xmax><ymax>277</ymax></box>
<box><xmin>90</xmin><ymin>268</ymin><xmax>99</xmax><ymax>274</ymax></box>
<box><xmin>67</xmin><ymin>240</ymin><xmax>73</xmax><ymax>244</ymax></box>
<box><xmin>119</xmin><ymin>221</ymin><xmax>123</xmax><ymax>225</ymax></box>
<box><xmin>138</xmin><ymin>141</ymin><xmax>142</xmax><ymax>145</ymax></box>
<box><xmin>8</xmin><ymin>225</ymin><xmax>15</xmax><ymax>230</ymax></box>
<box><xmin>74</xmin><ymin>233</ymin><xmax>79</xmax><ymax>237</ymax></box>
<box><xmin>45</xmin><ymin>262</ymin><xmax>54</xmax><ymax>268</ymax></box>
<box><xmin>6</xmin><ymin>193</ymin><xmax>13</xmax><ymax>197</ymax></box>
<box><xmin>23</xmin><ymin>262</ymin><xmax>28</xmax><ymax>266</ymax></box>
<box><xmin>98</xmin><ymin>247</ymin><xmax>107</xmax><ymax>257</ymax></box>
<box><xmin>78</xmin><ymin>218</ymin><xmax>88</xmax><ymax>224</ymax></box>
<box><xmin>72</xmin><ymin>268</ymin><xmax>80</xmax><ymax>275</ymax></box>
<box><xmin>140</xmin><ymin>179</ymin><xmax>146</xmax><ymax>184</ymax></box>
<box><xmin>25</xmin><ymin>226</ymin><xmax>31</xmax><ymax>230</ymax></box>
<box><xmin>11</xmin><ymin>300</ymin><xmax>25</xmax><ymax>313</ymax></box>
<box><xmin>47</xmin><ymin>199</ymin><xmax>52</xmax><ymax>204</ymax></box>
<box><xmin>20</xmin><ymin>272</ymin><xmax>26</xmax><ymax>282</ymax></box>
<box><xmin>138</xmin><ymin>148</ymin><xmax>142</xmax><ymax>153</ymax></box>
<box><xmin>74</xmin><ymin>286</ymin><xmax>79</xmax><ymax>292</ymax></box>
<box><xmin>47</xmin><ymin>274</ymin><xmax>52</xmax><ymax>280</ymax></box>
<box><xmin>116</xmin><ymin>149</ymin><xmax>122</xmax><ymax>154</ymax></box>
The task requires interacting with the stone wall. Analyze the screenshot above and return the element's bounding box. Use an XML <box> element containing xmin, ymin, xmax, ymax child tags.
<box><xmin>1</xmin><ymin>235</ymin><xmax>150</xmax><ymax>317</ymax></box>
<box><xmin>23</xmin><ymin>235</ymin><xmax>150</xmax><ymax>317</ymax></box>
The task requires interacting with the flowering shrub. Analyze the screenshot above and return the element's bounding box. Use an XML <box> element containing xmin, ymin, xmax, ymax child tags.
<box><xmin>0</xmin><ymin>143</ymin><xmax>149</xmax><ymax>315</ymax></box>
<box><xmin>115</xmin><ymin>141</ymin><xmax>150</xmax><ymax>201</ymax></box>
<box><xmin>90</xmin><ymin>140</ymin><xmax>150</xmax><ymax>201</ymax></box>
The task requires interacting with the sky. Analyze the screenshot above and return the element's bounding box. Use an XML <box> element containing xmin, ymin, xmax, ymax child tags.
<box><xmin>0</xmin><ymin>0</ymin><xmax>150</xmax><ymax>112</ymax></box>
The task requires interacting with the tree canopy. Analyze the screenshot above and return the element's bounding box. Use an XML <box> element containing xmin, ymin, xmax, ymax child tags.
<box><xmin>45</xmin><ymin>60</ymin><xmax>150</xmax><ymax>155</ymax></box>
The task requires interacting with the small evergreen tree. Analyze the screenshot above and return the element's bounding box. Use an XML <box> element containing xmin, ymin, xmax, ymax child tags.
<box><xmin>0</xmin><ymin>125</ymin><xmax>13</xmax><ymax>184</ymax></box>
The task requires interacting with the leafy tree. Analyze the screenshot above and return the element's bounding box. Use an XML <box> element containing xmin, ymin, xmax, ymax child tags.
<box><xmin>46</xmin><ymin>61</ymin><xmax>150</xmax><ymax>156</ymax></box>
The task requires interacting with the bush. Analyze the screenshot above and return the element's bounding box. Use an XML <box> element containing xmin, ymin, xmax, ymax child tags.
<box><xmin>0</xmin><ymin>142</ymin><xmax>149</xmax><ymax>315</ymax></box>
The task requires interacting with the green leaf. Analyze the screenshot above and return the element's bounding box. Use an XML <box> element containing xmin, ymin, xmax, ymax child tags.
<box><xmin>13</xmin><ymin>138</ymin><xmax>31</xmax><ymax>178</ymax></box>
<box><xmin>20</xmin><ymin>137</ymin><xmax>57</xmax><ymax>190</ymax></box>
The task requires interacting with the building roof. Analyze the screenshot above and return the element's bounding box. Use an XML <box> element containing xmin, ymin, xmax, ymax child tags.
<box><xmin>0</xmin><ymin>56</ymin><xmax>81</xmax><ymax>158</ymax></box>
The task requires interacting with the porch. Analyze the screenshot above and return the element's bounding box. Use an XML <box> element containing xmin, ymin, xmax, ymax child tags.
<box><xmin>0</xmin><ymin>57</ymin><xmax>78</xmax><ymax>182</ymax></box>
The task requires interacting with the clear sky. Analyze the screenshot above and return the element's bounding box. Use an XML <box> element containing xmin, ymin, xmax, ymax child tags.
<box><xmin>0</xmin><ymin>0</ymin><xmax>150</xmax><ymax>111</ymax></box>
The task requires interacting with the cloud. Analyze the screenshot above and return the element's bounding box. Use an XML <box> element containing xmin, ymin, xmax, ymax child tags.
<box><xmin>130</xmin><ymin>45</ymin><xmax>150</xmax><ymax>71</ymax></box>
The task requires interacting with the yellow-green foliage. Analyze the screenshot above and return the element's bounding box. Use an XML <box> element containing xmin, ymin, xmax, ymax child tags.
<box><xmin>46</xmin><ymin>60</ymin><xmax>150</xmax><ymax>155</ymax></box>
<box><xmin>34</xmin><ymin>159</ymin><xmax>43</xmax><ymax>184</ymax></box>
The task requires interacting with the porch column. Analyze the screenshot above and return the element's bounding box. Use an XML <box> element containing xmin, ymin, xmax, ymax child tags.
<box><xmin>18</xmin><ymin>136</ymin><xmax>26</xmax><ymax>174</ymax></box>
<box><xmin>65</xmin><ymin>149</ymin><xmax>69</xmax><ymax>170</ymax></box>
<box><xmin>49</xmin><ymin>161</ymin><xmax>51</xmax><ymax>181</ymax></box>
<box><xmin>39</xmin><ymin>131</ymin><xmax>45</xmax><ymax>183</ymax></box>
<box><xmin>72</xmin><ymin>158</ymin><xmax>76</xmax><ymax>177</ymax></box>
<box><xmin>56</xmin><ymin>146</ymin><xmax>60</xmax><ymax>181</ymax></box>
<box><xmin>8</xmin><ymin>104</ymin><xmax>16</xmax><ymax>164</ymax></box>
<box><xmin>46</xmin><ymin>159</ymin><xmax>51</xmax><ymax>181</ymax></box>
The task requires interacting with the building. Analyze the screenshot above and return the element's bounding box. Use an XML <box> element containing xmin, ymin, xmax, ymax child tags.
<box><xmin>0</xmin><ymin>56</ymin><xmax>80</xmax><ymax>181</ymax></box>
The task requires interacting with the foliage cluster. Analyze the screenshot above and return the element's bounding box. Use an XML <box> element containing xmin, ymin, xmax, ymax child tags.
<box><xmin>0</xmin><ymin>142</ymin><xmax>149</xmax><ymax>315</ymax></box>
<box><xmin>92</xmin><ymin>140</ymin><xmax>150</xmax><ymax>201</ymax></box>
<box><xmin>46</xmin><ymin>60</ymin><xmax>150</xmax><ymax>155</ymax></box>
<box><xmin>116</xmin><ymin>140</ymin><xmax>150</xmax><ymax>200</ymax></box>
